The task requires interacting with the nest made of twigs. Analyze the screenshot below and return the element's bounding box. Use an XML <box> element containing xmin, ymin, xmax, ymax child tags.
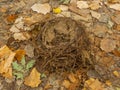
<box><xmin>34</xmin><ymin>17</ymin><xmax>92</xmax><ymax>73</ymax></box>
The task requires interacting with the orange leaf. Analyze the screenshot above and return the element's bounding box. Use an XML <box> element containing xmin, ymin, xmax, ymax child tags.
<box><xmin>24</xmin><ymin>68</ymin><xmax>41</xmax><ymax>88</ymax></box>
<box><xmin>6</xmin><ymin>14</ymin><xmax>17</xmax><ymax>23</ymax></box>
<box><xmin>15</xmin><ymin>49</ymin><xmax>26</xmax><ymax>61</ymax></box>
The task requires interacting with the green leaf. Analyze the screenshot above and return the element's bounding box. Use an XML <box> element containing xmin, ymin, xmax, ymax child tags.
<box><xmin>13</xmin><ymin>72</ymin><xmax>23</xmax><ymax>79</ymax></box>
<box><xmin>41</xmin><ymin>73</ymin><xmax>47</xmax><ymax>78</ymax></box>
<box><xmin>26</xmin><ymin>60</ymin><xmax>35</xmax><ymax>70</ymax></box>
<box><xmin>20</xmin><ymin>56</ymin><xmax>26</xmax><ymax>66</ymax></box>
<box><xmin>12</xmin><ymin>61</ymin><xmax>23</xmax><ymax>71</ymax></box>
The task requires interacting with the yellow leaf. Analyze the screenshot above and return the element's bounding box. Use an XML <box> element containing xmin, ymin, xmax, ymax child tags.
<box><xmin>84</xmin><ymin>78</ymin><xmax>105</xmax><ymax>90</ymax></box>
<box><xmin>113</xmin><ymin>71</ymin><xmax>119</xmax><ymax>77</ymax></box>
<box><xmin>0</xmin><ymin>48</ymin><xmax>16</xmax><ymax>79</ymax></box>
<box><xmin>68</xmin><ymin>73</ymin><xmax>77</xmax><ymax>83</ymax></box>
<box><xmin>53</xmin><ymin>8</ymin><xmax>62</xmax><ymax>14</ymax></box>
<box><xmin>62</xmin><ymin>80</ymin><xmax>71</xmax><ymax>89</ymax></box>
<box><xmin>105</xmin><ymin>80</ymin><xmax>112</xmax><ymax>86</ymax></box>
<box><xmin>0</xmin><ymin>45</ymin><xmax>11</xmax><ymax>58</ymax></box>
<box><xmin>15</xmin><ymin>49</ymin><xmax>26</xmax><ymax>61</ymax></box>
<box><xmin>24</xmin><ymin>68</ymin><xmax>41</xmax><ymax>88</ymax></box>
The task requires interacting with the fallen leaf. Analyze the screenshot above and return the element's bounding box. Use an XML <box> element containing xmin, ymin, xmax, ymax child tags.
<box><xmin>59</xmin><ymin>5</ymin><xmax>68</xmax><ymax>11</ymax></box>
<box><xmin>31</xmin><ymin>3</ymin><xmax>51</xmax><ymax>14</ymax></box>
<box><xmin>92</xmin><ymin>24</ymin><xmax>108</xmax><ymax>37</ymax></box>
<box><xmin>105</xmin><ymin>80</ymin><xmax>112</xmax><ymax>86</ymax></box>
<box><xmin>100</xmin><ymin>38</ymin><xmax>116</xmax><ymax>52</ymax></box>
<box><xmin>62</xmin><ymin>80</ymin><xmax>71</xmax><ymax>89</ymax></box>
<box><xmin>0</xmin><ymin>46</ymin><xmax>16</xmax><ymax>79</ymax></box>
<box><xmin>114</xmin><ymin>24</ymin><xmax>120</xmax><ymax>31</ymax></box>
<box><xmin>0</xmin><ymin>45</ymin><xmax>11</xmax><ymax>58</ymax></box>
<box><xmin>99</xmin><ymin>57</ymin><xmax>114</xmax><ymax>67</ymax></box>
<box><xmin>77</xmin><ymin>1</ymin><xmax>89</xmax><ymax>9</ymax></box>
<box><xmin>15</xmin><ymin>49</ymin><xmax>26</xmax><ymax>61</ymax></box>
<box><xmin>24</xmin><ymin>68</ymin><xmax>41</xmax><ymax>88</ymax></box>
<box><xmin>99</xmin><ymin>13</ymin><xmax>110</xmax><ymax>23</ymax></box>
<box><xmin>53</xmin><ymin>8</ymin><xmax>62</xmax><ymax>14</ymax></box>
<box><xmin>108</xmin><ymin>0</ymin><xmax>120</xmax><ymax>3</ymax></box>
<box><xmin>112</xmin><ymin>49</ymin><xmax>120</xmax><ymax>57</ymax></box>
<box><xmin>68</xmin><ymin>73</ymin><xmax>77</xmax><ymax>83</ymax></box>
<box><xmin>6</xmin><ymin>14</ymin><xmax>17</xmax><ymax>23</ymax></box>
<box><xmin>56</xmin><ymin>11</ymin><xmax>71</xmax><ymax>17</ymax></box>
<box><xmin>84</xmin><ymin>78</ymin><xmax>105</xmax><ymax>90</ymax></box>
<box><xmin>71</xmin><ymin>12</ymin><xmax>91</xmax><ymax>22</ymax></box>
<box><xmin>90</xmin><ymin>10</ymin><xmax>101</xmax><ymax>20</ymax></box>
<box><xmin>23</xmin><ymin>14</ymin><xmax>50</xmax><ymax>26</ymax></box>
<box><xmin>0</xmin><ymin>7</ymin><xmax>7</xmax><ymax>12</ymax></box>
<box><xmin>111</xmin><ymin>12</ymin><xmax>120</xmax><ymax>24</ymax></box>
<box><xmin>10</xmin><ymin>17</ymin><xmax>24</xmax><ymax>33</ymax></box>
<box><xmin>113</xmin><ymin>71</ymin><xmax>119</xmax><ymax>77</ymax></box>
<box><xmin>89</xmin><ymin>2</ymin><xmax>101</xmax><ymax>10</ymax></box>
<box><xmin>109</xmin><ymin>4</ymin><xmax>120</xmax><ymax>11</ymax></box>
<box><xmin>44</xmin><ymin>83</ymin><xmax>52</xmax><ymax>89</ymax></box>
<box><xmin>13</xmin><ymin>32</ymin><xmax>30</xmax><ymax>41</ymax></box>
<box><xmin>24</xmin><ymin>44</ymin><xmax>34</xmax><ymax>58</ymax></box>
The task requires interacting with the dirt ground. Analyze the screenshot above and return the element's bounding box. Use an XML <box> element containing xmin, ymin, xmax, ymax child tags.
<box><xmin>0</xmin><ymin>0</ymin><xmax>120</xmax><ymax>90</ymax></box>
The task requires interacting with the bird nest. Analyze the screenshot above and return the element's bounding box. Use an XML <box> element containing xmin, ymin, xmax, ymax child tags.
<box><xmin>34</xmin><ymin>17</ymin><xmax>92</xmax><ymax>73</ymax></box>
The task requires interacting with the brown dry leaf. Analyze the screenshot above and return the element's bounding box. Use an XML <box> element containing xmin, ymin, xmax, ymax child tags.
<box><xmin>100</xmin><ymin>38</ymin><xmax>116</xmax><ymax>52</ymax></box>
<box><xmin>109</xmin><ymin>4</ymin><xmax>120</xmax><ymax>11</ymax></box>
<box><xmin>92</xmin><ymin>24</ymin><xmax>108</xmax><ymax>37</ymax></box>
<box><xmin>23</xmin><ymin>14</ymin><xmax>51</xmax><ymax>25</ymax></box>
<box><xmin>77</xmin><ymin>1</ymin><xmax>89</xmax><ymax>9</ymax></box>
<box><xmin>0</xmin><ymin>48</ymin><xmax>15</xmax><ymax>79</ymax></box>
<box><xmin>24</xmin><ymin>44</ymin><xmax>34</xmax><ymax>58</ymax></box>
<box><xmin>44</xmin><ymin>83</ymin><xmax>52</xmax><ymax>90</ymax></box>
<box><xmin>15</xmin><ymin>49</ymin><xmax>26</xmax><ymax>61</ymax></box>
<box><xmin>62</xmin><ymin>80</ymin><xmax>71</xmax><ymax>89</ymax></box>
<box><xmin>108</xmin><ymin>0</ymin><xmax>120</xmax><ymax>3</ymax></box>
<box><xmin>24</xmin><ymin>68</ymin><xmax>41</xmax><ymax>88</ymax></box>
<box><xmin>0</xmin><ymin>7</ymin><xmax>7</xmax><ymax>12</ymax></box>
<box><xmin>99</xmin><ymin>57</ymin><xmax>114</xmax><ymax>67</ymax></box>
<box><xmin>13</xmin><ymin>32</ymin><xmax>31</xmax><ymax>41</ymax></box>
<box><xmin>114</xmin><ymin>24</ymin><xmax>120</xmax><ymax>31</ymax></box>
<box><xmin>90</xmin><ymin>10</ymin><xmax>101</xmax><ymax>20</ymax></box>
<box><xmin>111</xmin><ymin>12</ymin><xmax>120</xmax><ymax>24</ymax></box>
<box><xmin>84</xmin><ymin>78</ymin><xmax>105</xmax><ymax>90</ymax></box>
<box><xmin>89</xmin><ymin>2</ymin><xmax>101</xmax><ymax>10</ymax></box>
<box><xmin>112</xmin><ymin>49</ymin><xmax>120</xmax><ymax>57</ymax></box>
<box><xmin>31</xmin><ymin>3</ymin><xmax>51</xmax><ymax>14</ymax></box>
<box><xmin>68</xmin><ymin>73</ymin><xmax>79</xmax><ymax>90</ymax></box>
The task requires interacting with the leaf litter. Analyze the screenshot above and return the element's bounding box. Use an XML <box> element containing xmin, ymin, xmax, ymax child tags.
<box><xmin>0</xmin><ymin>0</ymin><xmax>120</xmax><ymax>90</ymax></box>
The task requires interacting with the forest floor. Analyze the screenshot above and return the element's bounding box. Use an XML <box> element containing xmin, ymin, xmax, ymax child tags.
<box><xmin>0</xmin><ymin>0</ymin><xmax>120</xmax><ymax>90</ymax></box>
